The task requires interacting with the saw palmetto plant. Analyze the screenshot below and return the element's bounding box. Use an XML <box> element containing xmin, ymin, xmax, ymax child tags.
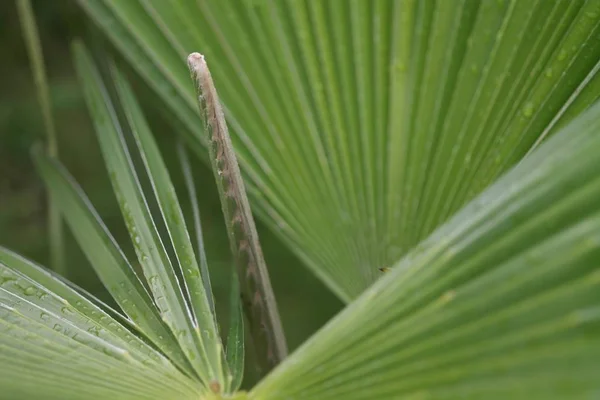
<box><xmin>3</xmin><ymin>0</ymin><xmax>600</xmax><ymax>398</ymax></box>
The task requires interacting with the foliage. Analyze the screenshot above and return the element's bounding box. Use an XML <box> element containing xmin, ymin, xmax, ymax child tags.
<box><xmin>78</xmin><ymin>0</ymin><xmax>600</xmax><ymax>301</ymax></box>
<box><xmin>2</xmin><ymin>0</ymin><xmax>600</xmax><ymax>399</ymax></box>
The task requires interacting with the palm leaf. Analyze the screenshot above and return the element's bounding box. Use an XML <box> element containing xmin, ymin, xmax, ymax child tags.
<box><xmin>176</xmin><ymin>141</ymin><xmax>216</xmax><ymax>318</ymax></box>
<box><xmin>32</xmin><ymin>146</ymin><xmax>195</xmax><ymax>377</ymax></box>
<box><xmin>176</xmin><ymin>141</ymin><xmax>245</xmax><ymax>392</ymax></box>
<box><xmin>77</xmin><ymin>0</ymin><xmax>600</xmax><ymax>301</ymax></box>
<box><xmin>72</xmin><ymin>41</ymin><xmax>230</xmax><ymax>392</ymax></box>
<box><xmin>226</xmin><ymin>268</ymin><xmax>245</xmax><ymax>393</ymax></box>
<box><xmin>0</xmin><ymin>39</ymin><xmax>256</xmax><ymax>398</ymax></box>
<box><xmin>0</xmin><ymin>247</ymin><xmax>200</xmax><ymax>400</ymax></box>
<box><xmin>4</xmin><ymin>0</ymin><xmax>600</xmax><ymax>398</ymax></box>
<box><xmin>250</xmin><ymin>102</ymin><xmax>600</xmax><ymax>399</ymax></box>
<box><xmin>111</xmin><ymin>64</ymin><xmax>228</xmax><ymax>383</ymax></box>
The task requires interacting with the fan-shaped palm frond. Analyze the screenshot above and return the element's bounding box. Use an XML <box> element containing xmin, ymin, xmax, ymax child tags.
<box><xmin>251</xmin><ymin>99</ymin><xmax>600</xmax><ymax>400</ymax></box>
<box><xmin>0</xmin><ymin>42</ymin><xmax>249</xmax><ymax>399</ymax></box>
<box><xmin>0</xmin><ymin>245</ymin><xmax>203</xmax><ymax>400</ymax></box>
<box><xmin>3</xmin><ymin>0</ymin><xmax>600</xmax><ymax>398</ymax></box>
<box><xmin>78</xmin><ymin>0</ymin><xmax>600</xmax><ymax>301</ymax></box>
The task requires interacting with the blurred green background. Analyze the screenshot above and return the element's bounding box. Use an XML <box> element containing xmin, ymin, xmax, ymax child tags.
<box><xmin>0</xmin><ymin>0</ymin><xmax>342</xmax><ymax>374</ymax></box>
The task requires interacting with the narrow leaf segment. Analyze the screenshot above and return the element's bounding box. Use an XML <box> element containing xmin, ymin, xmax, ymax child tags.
<box><xmin>251</xmin><ymin>98</ymin><xmax>600</xmax><ymax>400</ymax></box>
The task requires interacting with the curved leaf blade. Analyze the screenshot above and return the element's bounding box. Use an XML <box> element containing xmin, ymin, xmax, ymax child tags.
<box><xmin>79</xmin><ymin>0</ymin><xmax>600</xmax><ymax>301</ymax></box>
<box><xmin>110</xmin><ymin>65</ymin><xmax>228</xmax><ymax>390</ymax></box>
<box><xmin>176</xmin><ymin>141</ymin><xmax>216</xmax><ymax>319</ymax></box>
<box><xmin>0</xmin><ymin>249</ymin><xmax>200</xmax><ymax>400</ymax></box>
<box><xmin>251</xmin><ymin>101</ymin><xmax>600</xmax><ymax>399</ymax></box>
<box><xmin>32</xmin><ymin>146</ymin><xmax>195</xmax><ymax>377</ymax></box>
<box><xmin>72</xmin><ymin>41</ymin><xmax>220</xmax><ymax>389</ymax></box>
<box><xmin>226</xmin><ymin>269</ymin><xmax>244</xmax><ymax>392</ymax></box>
<box><xmin>0</xmin><ymin>247</ymin><xmax>171</xmax><ymax>370</ymax></box>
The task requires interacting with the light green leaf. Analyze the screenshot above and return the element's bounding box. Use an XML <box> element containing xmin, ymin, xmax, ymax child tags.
<box><xmin>178</xmin><ymin>140</ymin><xmax>246</xmax><ymax>392</ymax></box>
<box><xmin>0</xmin><ymin>247</ymin><xmax>168</xmax><ymax>369</ymax></box>
<box><xmin>72</xmin><ymin>41</ymin><xmax>224</xmax><ymax>390</ymax></box>
<box><xmin>251</xmin><ymin>102</ymin><xmax>600</xmax><ymax>399</ymax></box>
<box><xmin>176</xmin><ymin>141</ymin><xmax>216</xmax><ymax>319</ymax></box>
<box><xmin>110</xmin><ymin>65</ymin><xmax>228</xmax><ymax>389</ymax></box>
<box><xmin>226</xmin><ymin>269</ymin><xmax>244</xmax><ymax>392</ymax></box>
<box><xmin>0</xmin><ymin>248</ymin><xmax>199</xmax><ymax>400</ymax></box>
<box><xmin>78</xmin><ymin>0</ymin><xmax>600</xmax><ymax>302</ymax></box>
<box><xmin>32</xmin><ymin>146</ymin><xmax>195</xmax><ymax>377</ymax></box>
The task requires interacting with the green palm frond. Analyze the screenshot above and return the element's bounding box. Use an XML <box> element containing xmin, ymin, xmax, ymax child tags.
<box><xmin>78</xmin><ymin>0</ymin><xmax>600</xmax><ymax>301</ymax></box>
<box><xmin>73</xmin><ymin>43</ymin><xmax>227</xmax><ymax>389</ymax></box>
<box><xmin>0</xmin><ymin>41</ymin><xmax>253</xmax><ymax>398</ymax></box>
<box><xmin>33</xmin><ymin>146</ymin><xmax>195</xmax><ymax>376</ymax></box>
<box><xmin>3</xmin><ymin>0</ymin><xmax>600</xmax><ymax>398</ymax></box>
<box><xmin>0</xmin><ymin>246</ymin><xmax>201</xmax><ymax>400</ymax></box>
<box><xmin>251</xmin><ymin>100</ymin><xmax>600</xmax><ymax>400</ymax></box>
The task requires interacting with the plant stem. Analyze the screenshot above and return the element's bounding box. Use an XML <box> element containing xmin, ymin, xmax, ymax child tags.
<box><xmin>187</xmin><ymin>53</ymin><xmax>288</xmax><ymax>375</ymax></box>
<box><xmin>16</xmin><ymin>0</ymin><xmax>65</xmax><ymax>276</ymax></box>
